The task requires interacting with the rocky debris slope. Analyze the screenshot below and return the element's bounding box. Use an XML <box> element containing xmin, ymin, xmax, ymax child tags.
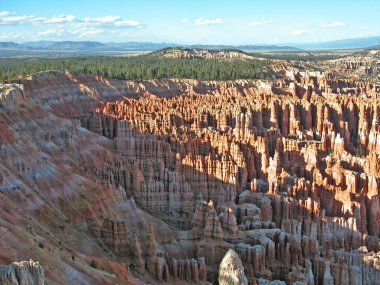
<box><xmin>0</xmin><ymin>260</ymin><xmax>44</xmax><ymax>285</ymax></box>
<box><xmin>0</xmin><ymin>69</ymin><xmax>379</xmax><ymax>284</ymax></box>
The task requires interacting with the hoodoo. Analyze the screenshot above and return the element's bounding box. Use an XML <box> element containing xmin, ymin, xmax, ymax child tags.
<box><xmin>219</xmin><ymin>249</ymin><xmax>248</xmax><ymax>285</ymax></box>
<box><xmin>0</xmin><ymin>3</ymin><xmax>380</xmax><ymax>282</ymax></box>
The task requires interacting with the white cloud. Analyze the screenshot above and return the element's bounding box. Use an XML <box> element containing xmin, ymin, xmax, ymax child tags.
<box><xmin>291</xmin><ymin>29</ymin><xmax>306</xmax><ymax>36</ymax></box>
<box><xmin>0</xmin><ymin>13</ymin><xmax>75</xmax><ymax>25</ymax></box>
<box><xmin>77</xmin><ymin>29</ymin><xmax>104</xmax><ymax>38</ymax></box>
<box><xmin>321</xmin><ymin>21</ymin><xmax>346</xmax><ymax>28</ymax></box>
<box><xmin>354</xmin><ymin>31</ymin><xmax>377</xmax><ymax>38</ymax></box>
<box><xmin>0</xmin><ymin>15</ymin><xmax>35</xmax><ymax>25</ymax></box>
<box><xmin>0</xmin><ymin>12</ymin><xmax>141</xmax><ymax>29</ymax></box>
<box><xmin>0</xmin><ymin>11</ymin><xmax>142</xmax><ymax>40</ymax></box>
<box><xmin>67</xmin><ymin>27</ymin><xmax>106</xmax><ymax>38</ymax></box>
<box><xmin>43</xmin><ymin>15</ymin><xmax>75</xmax><ymax>24</ymax></box>
<box><xmin>78</xmin><ymin>16</ymin><xmax>120</xmax><ymax>27</ymax></box>
<box><xmin>114</xmin><ymin>19</ymin><xmax>141</xmax><ymax>27</ymax></box>
<box><xmin>37</xmin><ymin>29</ymin><xmax>64</xmax><ymax>37</ymax></box>
<box><xmin>0</xmin><ymin>32</ymin><xmax>25</xmax><ymax>40</ymax></box>
<box><xmin>0</xmin><ymin>27</ymin><xmax>107</xmax><ymax>40</ymax></box>
<box><xmin>72</xmin><ymin>15</ymin><xmax>142</xmax><ymax>28</ymax></box>
<box><xmin>181</xmin><ymin>19</ymin><xmax>189</xmax><ymax>24</ymax></box>
<box><xmin>83</xmin><ymin>16</ymin><xmax>120</xmax><ymax>23</ymax></box>
<box><xmin>0</xmin><ymin>28</ymin><xmax>67</xmax><ymax>40</ymax></box>
<box><xmin>363</xmin><ymin>31</ymin><xmax>377</xmax><ymax>36</ymax></box>
<box><xmin>0</xmin><ymin>11</ymin><xmax>11</xmax><ymax>17</ymax></box>
<box><xmin>194</xmin><ymin>17</ymin><xmax>223</xmax><ymax>25</ymax></box>
<box><xmin>249</xmin><ymin>18</ymin><xmax>274</xmax><ymax>27</ymax></box>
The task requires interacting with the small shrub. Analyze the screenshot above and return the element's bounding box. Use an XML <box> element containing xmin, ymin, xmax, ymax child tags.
<box><xmin>90</xmin><ymin>260</ymin><xmax>98</xmax><ymax>269</ymax></box>
<box><xmin>38</xmin><ymin>242</ymin><xmax>44</xmax><ymax>249</ymax></box>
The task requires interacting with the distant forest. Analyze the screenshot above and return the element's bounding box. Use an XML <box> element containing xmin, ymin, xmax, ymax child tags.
<box><xmin>247</xmin><ymin>52</ymin><xmax>345</xmax><ymax>61</ymax></box>
<box><xmin>0</xmin><ymin>55</ymin><xmax>275</xmax><ymax>82</ymax></box>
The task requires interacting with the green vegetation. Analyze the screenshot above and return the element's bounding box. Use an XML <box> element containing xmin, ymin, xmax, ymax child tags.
<box><xmin>152</xmin><ymin>47</ymin><xmax>247</xmax><ymax>55</ymax></box>
<box><xmin>0</xmin><ymin>54</ymin><xmax>273</xmax><ymax>82</ymax></box>
<box><xmin>248</xmin><ymin>51</ymin><xmax>347</xmax><ymax>61</ymax></box>
<box><xmin>90</xmin><ymin>260</ymin><xmax>98</xmax><ymax>269</ymax></box>
<box><xmin>0</xmin><ymin>85</ymin><xmax>11</xmax><ymax>92</ymax></box>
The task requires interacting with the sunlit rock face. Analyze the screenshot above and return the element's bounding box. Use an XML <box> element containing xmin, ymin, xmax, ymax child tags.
<box><xmin>0</xmin><ymin>69</ymin><xmax>379</xmax><ymax>284</ymax></box>
<box><xmin>0</xmin><ymin>260</ymin><xmax>44</xmax><ymax>285</ymax></box>
<box><xmin>219</xmin><ymin>249</ymin><xmax>248</xmax><ymax>285</ymax></box>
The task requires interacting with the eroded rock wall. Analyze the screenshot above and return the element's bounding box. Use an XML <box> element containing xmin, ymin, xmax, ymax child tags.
<box><xmin>0</xmin><ymin>70</ymin><xmax>379</xmax><ymax>284</ymax></box>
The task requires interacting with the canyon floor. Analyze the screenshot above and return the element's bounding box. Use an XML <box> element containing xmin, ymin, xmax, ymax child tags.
<box><xmin>0</xmin><ymin>48</ymin><xmax>380</xmax><ymax>285</ymax></box>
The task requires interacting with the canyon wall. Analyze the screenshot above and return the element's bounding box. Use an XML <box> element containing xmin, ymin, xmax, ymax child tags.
<box><xmin>0</xmin><ymin>70</ymin><xmax>379</xmax><ymax>284</ymax></box>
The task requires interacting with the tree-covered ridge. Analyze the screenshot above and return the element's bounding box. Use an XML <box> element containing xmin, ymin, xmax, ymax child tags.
<box><xmin>247</xmin><ymin>51</ymin><xmax>348</xmax><ymax>61</ymax></box>
<box><xmin>0</xmin><ymin>54</ymin><xmax>274</xmax><ymax>83</ymax></box>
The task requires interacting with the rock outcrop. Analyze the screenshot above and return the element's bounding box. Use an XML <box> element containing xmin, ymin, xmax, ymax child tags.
<box><xmin>219</xmin><ymin>249</ymin><xmax>248</xmax><ymax>285</ymax></box>
<box><xmin>0</xmin><ymin>260</ymin><xmax>44</xmax><ymax>285</ymax></box>
<box><xmin>153</xmin><ymin>47</ymin><xmax>263</xmax><ymax>61</ymax></box>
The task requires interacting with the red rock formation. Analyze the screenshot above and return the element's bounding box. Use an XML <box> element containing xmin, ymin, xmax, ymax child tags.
<box><xmin>145</xmin><ymin>224</ymin><xmax>157</xmax><ymax>275</ymax></box>
<box><xmin>0</xmin><ymin>70</ymin><xmax>379</xmax><ymax>284</ymax></box>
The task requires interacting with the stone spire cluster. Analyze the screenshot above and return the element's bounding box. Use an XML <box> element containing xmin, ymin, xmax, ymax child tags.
<box><xmin>0</xmin><ymin>67</ymin><xmax>379</xmax><ymax>284</ymax></box>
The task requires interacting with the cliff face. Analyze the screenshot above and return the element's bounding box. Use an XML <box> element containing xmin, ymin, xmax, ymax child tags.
<box><xmin>0</xmin><ymin>70</ymin><xmax>379</xmax><ymax>284</ymax></box>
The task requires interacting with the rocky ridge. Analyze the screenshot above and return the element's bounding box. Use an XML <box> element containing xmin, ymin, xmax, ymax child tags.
<box><xmin>153</xmin><ymin>48</ymin><xmax>263</xmax><ymax>61</ymax></box>
<box><xmin>328</xmin><ymin>49</ymin><xmax>380</xmax><ymax>81</ymax></box>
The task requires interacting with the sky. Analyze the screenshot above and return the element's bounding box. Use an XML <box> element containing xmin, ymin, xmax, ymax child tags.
<box><xmin>0</xmin><ymin>0</ymin><xmax>379</xmax><ymax>45</ymax></box>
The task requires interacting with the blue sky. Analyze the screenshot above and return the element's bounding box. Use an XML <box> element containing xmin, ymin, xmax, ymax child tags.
<box><xmin>0</xmin><ymin>0</ymin><xmax>379</xmax><ymax>44</ymax></box>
